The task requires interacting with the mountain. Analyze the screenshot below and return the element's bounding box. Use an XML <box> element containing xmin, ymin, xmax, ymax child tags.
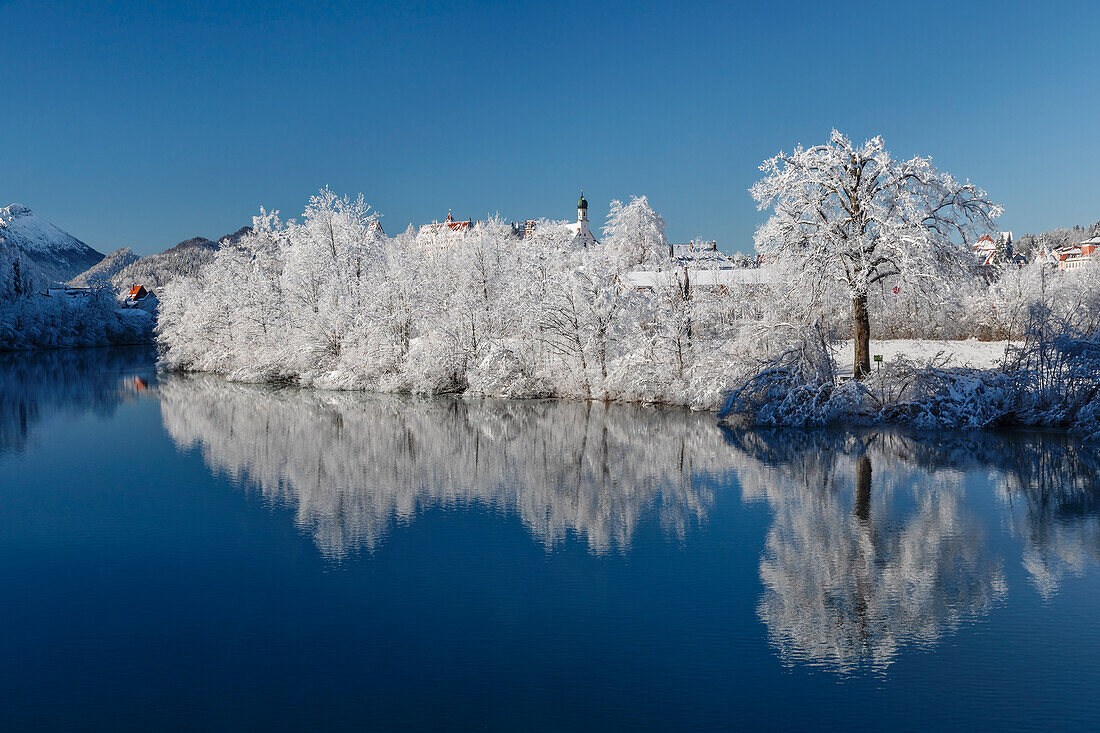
<box><xmin>68</xmin><ymin>247</ymin><xmax>142</xmax><ymax>288</ymax></box>
<box><xmin>216</xmin><ymin>226</ymin><xmax>252</xmax><ymax>248</ymax></box>
<box><xmin>79</xmin><ymin>225</ymin><xmax>252</xmax><ymax>294</ymax></box>
<box><xmin>0</xmin><ymin>203</ymin><xmax>105</xmax><ymax>284</ymax></box>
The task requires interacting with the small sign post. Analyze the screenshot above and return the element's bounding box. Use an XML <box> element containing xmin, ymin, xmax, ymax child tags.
<box><xmin>873</xmin><ymin>354</ymin><xmax>884</xmax><ymax>402</ymax></box>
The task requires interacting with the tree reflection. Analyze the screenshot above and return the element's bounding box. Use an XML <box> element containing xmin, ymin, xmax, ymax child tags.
<box><xmin>954</xmin><ymin>435</ymin><xmax>1100</xmax><ymax>600</ymax></box>
<box><xmin>726</xmin><ymin>427</ymin><xmax>1100</xmax><ymax>673</ymax></box>
<box><xmin>154</xmin><ymin>373</ymin><xmax>1100</xmax><ymax>673</ymax></box>
<box><xmin>158</xmin><ymin>376</ymin><xmax>733</xmax><ymax>557</ymax></box>
<box><xmin>727</xmin><ymin>429</ymin><xmax>1007</xmax><ymax>674</ymax></box>
<box><xmin>848</xmin><ymin>430</ymin><xmax>1100</xmax><ymax>600</ymax></box>
<box><xmin>0</xmin><ymin>346</ymin><xmax>157</xmax><ymax>455</ymax></box>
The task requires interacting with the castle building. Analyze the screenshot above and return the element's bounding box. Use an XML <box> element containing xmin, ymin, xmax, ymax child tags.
<box><xmin>418</xmin><ymin>211</ymin><xmax>473</xmax><ymax>237</ymax></box>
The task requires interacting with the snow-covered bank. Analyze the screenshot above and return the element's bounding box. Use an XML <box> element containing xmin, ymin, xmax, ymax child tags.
<box><xmin>721</xmin><ymin>326</ymin><xmax>1100</xmax><ymax>439</ymax></box>
<box><xmin>830</xmin><ymin>339</ymin><xmax>1015</xmax><ymax>376</ymax></box>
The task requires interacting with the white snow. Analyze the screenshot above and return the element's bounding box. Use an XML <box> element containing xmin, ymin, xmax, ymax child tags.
<box><xmin>0</xmin><ymin>203</ymin><xmax>87</xmax><ymax>254</ymax></box>
<box><xmin>623</xmin><ymin>266</ymin><xmax>774</xmax><ymax>289</ymax></box>
<box><xmin>830</xmin><ymin>339</ymin><xmax>1014</xmax><ymax>376</ymax></box>
<box><xmin>0</xmin><ymin>203</ymin><xmax>105</xmax><ymax>283</ymax></box>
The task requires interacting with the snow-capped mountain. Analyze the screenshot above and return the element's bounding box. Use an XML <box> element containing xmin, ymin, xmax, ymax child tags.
<box><xmin>0</xmin><ymin>203</ymin><xmax>105</xmax><ymax>284</ymax></box>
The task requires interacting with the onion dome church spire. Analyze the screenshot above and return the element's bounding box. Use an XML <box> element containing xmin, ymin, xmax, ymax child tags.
<box><xmin>573</xmin><ymin>189</ymin><xmax>597</xmax><ymax>247</ymax></box>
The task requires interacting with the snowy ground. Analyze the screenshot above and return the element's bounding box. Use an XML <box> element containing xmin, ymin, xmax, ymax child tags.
<box><xmin>830</xmin><ymin>339</ymin><xmax>1014</xmax><ymax>377</ymax></box>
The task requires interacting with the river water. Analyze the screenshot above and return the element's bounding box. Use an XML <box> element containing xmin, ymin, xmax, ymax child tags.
<box><xmin>1</xmin><ymin>347</ymin><xmax>1098</xmax><ymax>730</ymax></box>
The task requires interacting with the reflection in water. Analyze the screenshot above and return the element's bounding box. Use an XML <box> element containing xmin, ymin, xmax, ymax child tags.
<box><xmin>0</xmin><ymin>346</ymin><xmax>157</xmax><ymax>455</ymax></box>
<box><xmin>9</xmin><ymin>360</ymin><xmax>1075</xmax><ymax>674</ymax></box>
<box><xmin>728</xmin><ymin>430</ymin><xmax>1007</xmax><ymax>673</ymax></box>
<box><xmin>159</xmin><ymin>376</ymin><xmax>734</xmax><ymax>557</ymax></box>
<box><xmin>986</xmin><ymin>438</ymin><xmax>1100</xmax><ymax>599</ymax></box>
<box><xmin>727</xmin><ymin>429</ymin><xmax>1100</xmax><ymax>673</ymax></box>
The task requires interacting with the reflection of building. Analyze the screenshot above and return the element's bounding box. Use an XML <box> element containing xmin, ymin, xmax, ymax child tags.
<box><xmin>0</xmin><ymin>346</ymin><xmax>158</xmax><ymax>456</ymax></box>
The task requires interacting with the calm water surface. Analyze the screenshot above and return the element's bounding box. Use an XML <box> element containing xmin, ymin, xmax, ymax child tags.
<box><xmin>1</xmin><ymin>347</ymin><xmax>1098</xmax><ymax>730</ymax></box>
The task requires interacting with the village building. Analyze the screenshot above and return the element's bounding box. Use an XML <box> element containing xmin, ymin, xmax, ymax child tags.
<box><xmin>973</xmin><ymin>232</ymin><xmax>1025</xmax><ymax>266</ymax></box>
<box><xmin>622</xmin><ymin>266</ymin><xmax>773</xmax><ymax>293</ymax></box>
<box><xmin>563</xmin><ymin>192</ymin><xmax>598</xmax><ymax>247</ymax></box>
<box><xmin>124</xmin><ymin>285</ymin><xmax>150</xmax><ymax>308</ymax></box>
<box><xmin>670</xmin><ymin>240</ymin><xmax>742</xmax><ymax>269</ymax></box>
<box><xmin>1038</xmin><ymin>236</ymin><xmax>1099</xmax><ymax>270</ymax></box>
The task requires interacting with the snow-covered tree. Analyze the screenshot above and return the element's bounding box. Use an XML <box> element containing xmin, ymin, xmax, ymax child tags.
<box><xmin>751</xmin><ymin>130</ymin><xmax>1002</xmax><ymax>378</ymax></box>
<box><xmin>603</xmin><ymin>195</ymin><xmax>669</xmax><ymax>267</ymax></box>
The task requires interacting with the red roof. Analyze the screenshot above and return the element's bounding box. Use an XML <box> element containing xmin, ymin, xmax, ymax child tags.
<box><xmin>419</xmin><ymin>212</ymin><xmax>473</xmax><ymax>235</ymax></box>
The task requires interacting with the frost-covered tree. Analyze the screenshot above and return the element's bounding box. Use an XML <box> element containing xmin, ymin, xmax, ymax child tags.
<box><xmin>751</xmin><ymin>130</ymin><xmax>1002</xmax><ymax>378</ymax></box>
<box><xmin>603</xmin><ymin>195</ymin><xmax>669</xmax><ymax>267</ymax></box>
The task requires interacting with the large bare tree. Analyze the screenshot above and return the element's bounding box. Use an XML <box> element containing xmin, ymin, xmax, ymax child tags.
<box><xmin>751</xmin><ymin>130</ymin><xmax>1001</xmax><ymax>378</ymax></box>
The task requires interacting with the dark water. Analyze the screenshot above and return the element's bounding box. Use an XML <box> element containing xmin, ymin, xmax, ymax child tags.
<box><xmin>1</xmin><ymin>348</ymin><xmax>1098</xmax><ymax>731</ymax></box>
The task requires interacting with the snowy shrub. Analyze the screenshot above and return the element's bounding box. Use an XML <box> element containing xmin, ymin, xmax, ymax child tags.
<box><xmin>720</xmin><ymin>318</ymin><xmax>1100</xmax><ymax>434</ymax></box>
<box><xmin>880</xmin><ymin>367</ymin><xmax>1021</xmax><ymax>429</ymax></box>
<box><xmin>1004</xmin><ymin>321</ymin><xmax>1100</xmax><ymax>437</ymax></box>
<box><xmin>466</xmin><ymin>343</ymin><xmax>553</xmax><ymax>399</ymax></box>
<box><xmin>718</xmin><ymin>324</ymin><xmax>868</xmax><ymax>427</ymax></box>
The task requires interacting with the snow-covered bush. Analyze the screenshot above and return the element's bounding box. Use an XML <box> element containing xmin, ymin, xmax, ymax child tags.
<box><xmin>719</xmin><ymin>323</ymin><xmax>867</xmax><ymax>426</ymax></box>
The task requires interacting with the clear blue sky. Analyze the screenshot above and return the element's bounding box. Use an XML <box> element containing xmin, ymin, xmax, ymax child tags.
<box><xmin>2</xmin><ymin>0</ymin><xmax>1098</xmax><ymax>256</ymax></box>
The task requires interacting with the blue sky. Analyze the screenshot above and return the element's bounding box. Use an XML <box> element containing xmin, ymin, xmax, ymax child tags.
<box><xmin>2</xmin><ymin>0</ymin><xmax>1098</xmax><ymax>256</ymax></box>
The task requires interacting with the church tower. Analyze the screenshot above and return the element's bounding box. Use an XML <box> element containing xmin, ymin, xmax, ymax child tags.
<box><xmin>575</xmin><ymin>190</ymin><xmax>597</xmax><ymax>247</ymax></box>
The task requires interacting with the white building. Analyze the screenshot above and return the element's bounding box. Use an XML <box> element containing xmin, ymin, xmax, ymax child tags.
<box><xmin>418</xmin><ymin>211</ymin><xmax>473</xmax><ymax>237</ymax></box>
<box><xmin>521</xmin><ymin>192</ymin><xmax>599</xmax><ymax>248</ymax></box>
<box><xmin>564</xmin><ymin>191</ymin><xmax>598</xmax><ymax>247</ymax></box>
<box><xmin>1038</xmin><ymin>237</ymin><xmax>1099</xmax><ymax>270</ymax></box>
<box><xmin>973</xmin><ymin>232</ymin><xmax>1024</xmax><ymax>266</ymax></box>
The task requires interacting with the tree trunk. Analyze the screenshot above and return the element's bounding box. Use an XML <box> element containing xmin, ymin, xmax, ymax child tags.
<box><xmin>854</xmin><ymin>454</ymin><xmax>872</xmax><ymax>523</ymax></box>
<box><xmin>852</xmin><ymin>294</ymin><xmax>871</xmax><ymax>380</ymax></box>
